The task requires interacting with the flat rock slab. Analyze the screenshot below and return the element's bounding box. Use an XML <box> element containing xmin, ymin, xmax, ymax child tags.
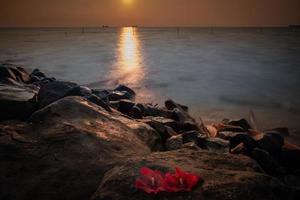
<box><xmin>92</xmin><ymin>148</ymin><xmax>297</xmax><ymax>200</ymax></box>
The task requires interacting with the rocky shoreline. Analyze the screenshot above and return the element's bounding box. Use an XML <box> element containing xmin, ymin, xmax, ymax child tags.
<box><xmin>1</xmin><ymin>63</ymin><xmax>300</xmax><ymax>200</ymax></box>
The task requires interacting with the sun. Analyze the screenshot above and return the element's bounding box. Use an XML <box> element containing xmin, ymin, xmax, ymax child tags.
<box><xmin>123</xmin><ymin>0</ymin><xmax>133</xmax><ymax>5</ymax></box>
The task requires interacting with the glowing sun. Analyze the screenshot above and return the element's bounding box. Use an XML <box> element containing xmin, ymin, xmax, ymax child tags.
<box><xmin>123</xmin><ymin>0</ymin><xmax>133</xmax><ymax>5</ymax></box>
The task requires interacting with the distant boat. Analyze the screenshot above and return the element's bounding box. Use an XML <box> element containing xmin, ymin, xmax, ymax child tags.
<box><xmin>102</xmin><ymin>25</ymin><xmax>109</xmax><ymax>28</ymax></box>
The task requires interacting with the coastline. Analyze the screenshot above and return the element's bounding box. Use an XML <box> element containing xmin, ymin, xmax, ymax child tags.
<box><xmin>1</xmin><ymin>63</ymin><xmax>300</xmax><ymax>199</ymax></box>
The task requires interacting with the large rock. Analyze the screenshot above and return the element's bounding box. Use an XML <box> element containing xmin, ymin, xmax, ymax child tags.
<box><xmin>91</xmin><ymin>148</ymin><xmax>297</xmax><ymax>200</ymax></box>
<box><xmin>0</xmin><ymin>96</ymin><xmax>162</xmax><ymax>200</ymax></box>
<box><xmin>0</xmin><ymin>84</ymin><xmax>37</xmax><ymax>121</ymax></box>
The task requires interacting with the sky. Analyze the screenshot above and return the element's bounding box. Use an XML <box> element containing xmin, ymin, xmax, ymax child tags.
<box><xmin>0</xmin><ymin>0</ymin><xmax>299</xmax><ymax>27</ymax></box>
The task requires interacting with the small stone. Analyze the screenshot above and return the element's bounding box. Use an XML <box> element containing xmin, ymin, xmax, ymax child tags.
<box><xmin>166</xmin><ymin>135</ymin><xmax>183</xmax><ymax>151</ymax></box>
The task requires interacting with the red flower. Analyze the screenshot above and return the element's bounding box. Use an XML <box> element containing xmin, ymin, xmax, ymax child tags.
<box><xmin>134</xmin><ymin>167</ymin><xmax>166</xmax><ymax>194</ymax></box>
<box><xmin>164</xmin><ymin>167</ymin><xmax>200</xmax><ymax>192</ymax></box>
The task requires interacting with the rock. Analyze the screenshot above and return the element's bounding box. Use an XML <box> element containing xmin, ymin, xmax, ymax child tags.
<box><xmin>37</xmin><ymin>81</ymin><xmax>78</xmax><ymax>108</ymax></box>
<box><xmin>251</xmin><ymin>148</ymin><xmax>284</xmax><ymax>176</ymax></box>
<box><xmin>140</xmin><ymin>117</ymin><xmax>178</xmax><ymax>141</ymax></box>
<box><xmin>92</xmin><ymin>89</ymin><xmax>111</xmax><ymax>100</ymax></box>
<box><xmin>30</xmin><ymin>68</ymin><xmax>46</xmax><ymax>79</ymax></box>
<box><xmin>165</xmin><ymin>99</ymin><xmax>188</xmax><ymax>112</ymax></box>
<box><xmin>86</xmin><ymin>94</ymin><xmax>112</xmax><ymax>112</ymax></box>
<box><xmin>166</xmin><ymin>135</ymin><xmax>183</xmax><ymax>150</ymax></box>
<box><xmin>230</xmin><ymin>134</ymin><xmax>258</xmax><ymax>155</ymax></box>
<box><xmin>118</xmin><ymin>99</ymin><xmax>135</xmax><ymax>115</ymax></box>
<box><xmin>198</xmin><ymin>137</ymin><xmax>230</xmax><ymax>153</ymax></box>
<box><xmin>129</xmin><ymin>105</ymin><xmax>143</xmax><ymax>119</ymax></box>
<box><xmin>227</xmin><ymin>118</ymin><xmax>252</xmax><ymax>131</ymax></box>
<box><xmin>0</xmin><ymin>84</ymin><xmax>37</xmax><ymax>121</ymax></box>
<box><xmin>183</xmin><ymin>121</ymin><xmax>200</xmax><ymax>131</ymax></box>
<box><xmin>64</xmin><ymin>85</ymin><xmax>92</xmax><ymax>97</ymax></box>
<box><xmin>108</xmin><ymin>90</ymin><xmax>133</xmax><ymax>101</ymax></box>
<box><xmin>91</xmin><ymin>148</ymin><xmax>296</xmax><ymax>200</ymax></box>
<box><xmin>264</xmin><ymin>127</ymin><xmax>290</xmax><ymax>137</ymax></box>
<box><xmin>114</xmin><ymin>84</ymin><xmax>136</xmax><ymax>100</ymax></box>
<box><xmin>0</xmin><ymin>96</ymin><xmax>161</xmax><ymax>200</ymax></box>
<box><xmin>218</xmin><ymin>131</ymin><xmax>247</xmax><ymax>140</ymax></box>
<box><xmin>141</xmin><ymin>104</ymin><xmax>173</xmax><ymax>118</ymax></box>
<box><xmin>257</xmin><ymin>132</ymin><xmax>284</xmax><ymax>154</ymax></box>
<box><xmin>182</xmin><ymin>130</ymin><xmax>199</xmax><ymax>144</ymax></box>
<box><xmin>0</xmin><ymin>63</ymin><xmax>31</xmax><ymax>84</ymax></box>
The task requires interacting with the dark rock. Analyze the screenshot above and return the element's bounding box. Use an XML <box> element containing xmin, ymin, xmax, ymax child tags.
<box><xmin>1</xmin><ymin>96</ymin><xmax>160</xmax><ymax>200</ymax></box>
<box><xmin>182</xmin><ymin>130</ymin><xmax>199</xmax><ymax>144</ymax></box>
<box><xmin>166</xmin><ymin>135</ymin><xmax>183</xmax><ymax>150</ymax></box>
<box><xmin>230</xmin><ymin>134</ymin><xmax>258</xmax><ymax>155</ymax></box>
<box><xmin>86</xmin><ymin>94</ymin><xmax>112</xmax><ymax>112</ymax></box>
<box><xmin>227</xmin><ymin>118</ymin><xmax>252</xmax><ymax>131</ymax></box>
<box><xmin>108</xmin><ymin>90</ymin><xmax>133</xmax><ymax>101</ymax></box>
<box><xmin>64</xmin><ymin>85</ymin><xmax>92</xmax><ymax>97</ymax></box>
<box><xmin>183</xmin><ymin>121</ymin><xmax>200</xmax><ymax>131</ymax></box>
<box><xmin>118</xmin><ymin>99</ymin><xmax>135</xmax><ymax>115</ymax></box>
<box><xmin>91</xmin><ymin>149</ymin><xmax>295</xmax><ymax>200</ymax></box>
<box><xmin>114</xmin><ymin>84</ymin><xmax>136</xmax><ymax>100</ymax></box>
<box><xmin>165</xmin><ymin>99</ymin><xmax>188</xmax><ymax>112</ymax></box>
<box><xmin>264</xmin><ymin>127</ymin><xmax>289</xmax><ymax>137</ymax></box>
<box><xmin>140</xmin><ymin>104</ymin><xmax>173</xmax><ymax>118</ymax></box>
<box><xmin>198</xmin><ymin>137</ymin><xmax>230</xmax><ymax>153</ymax></box>
<box><xmin>30</xmin><ymin>68</ymin><xmax>46</xmax><ymax>79</ymax></box>
<box><xmin>0</xmin><ymin>63</ymin><xmax>30</xmax><ymax>84</ymax></box>
<box><xmin>251</xmin><ymin>148</ymin><xmax>285</xmax><ymax>176</ymax></box>
<box><xmin>0</xmin><ymin>84</ymin><xmax>37</xmax><ymax>121</ymax></box>
<box><xmin>257</xmin><ymin>132</ymin><xmax>284</xmax><ymax>154</ymax></box>
<box><xmin>92</xmin><ymin>89</ymin><xmax>111</xmax><ymax>100</ymax></box>
<box><xmin>37</xmin><ymin>81</ymin><xmax>78</xmax><ymax>108</ymax></box>
<box><xmin>129</xmin><ymin>105</ymin><xmax>143</xmax><ymax>119</ymax></box>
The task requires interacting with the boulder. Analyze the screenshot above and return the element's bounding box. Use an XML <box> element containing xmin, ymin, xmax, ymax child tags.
<box><xmin>118</xmin><ymin>99</ymin><xmax>135</xmax><ymax>115</ymax></box>
<box><xmin>165</xmin><ymin>99</ymin><xmax>188</xmax><ymax>112</ymax></box>
<box><xmin>0</xmin><ymin>96</ymin><xmax>161</xmax><ymax>200</ymax></box>
<box><xmin>218</xmin><ymin>131</ymin><xmax>247</xmax><ymax>140</ymax></box>
<box><xmin>37</xmin><ymin>81</ymin><xmax>78</xmax><ymax>108</ymax></box>
<box><xmin>182</xmin><ymin>130</ymin><xmax>199</xmax><ymax>144</ymax></box>
<box><xmin>0</xmin><ymin>84</ymin><xmax>37</xmax><ymax>121</ymax></box>
<box><xmin>91</xmin><ymin>148</ymin><xmax>296</xmax><ymax>200</ymax></box>
<box><xmin>227</xmin><ymin>118</ymin><xmax>252</xmax><ymax>131</ymax></box>
<box><xmin>64</xmin><ymin>85</ymin><xmax>92</xmax><ymax>97</ymax></box>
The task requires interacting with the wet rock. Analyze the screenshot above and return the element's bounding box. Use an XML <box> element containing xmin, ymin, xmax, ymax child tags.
<box><xmin>0</xmin><ymin>84</ymin><xmax>37</xmax><ymax>121</ymax></box>
<box><xmin>264</xmin><ymin>127</ymin><xmax>290</xmax><ymax>137</ymax></box>
<box><xmin>91</xmin><ymin>148</ymin><xmax>295</xmax><ymax>200</ymax></box>
<box><xmin>0</xmin><ymin>96</ymin><xmax>161</xmax><ymax>200</ymax></box>
<box><xmin>114</xmin><ymin>84</ymin><xmax>136</xmax><ymax>100</ymax></box>
<box><xmin>0</xmin><ymin>63</ymin><xmax>31</xmax><ymax>84</ymax></box>
<box><xmin>166</xmin><ymin>135</ymin><xmax>183</xmax><ymax>150</ymax></box>
<box><xmin>182</xmin><ymin>130</ymin><xmax>199</xmax><ymax>144</ymax></box>
<box><xmin>183</xmin><ymin>121</ymin><xmax>200</xmax><ymax>131</ymax></box>
<box><xmin>257</xmin><ymin>132</ymin><xmax>284</xmax><ymax>154</ymax></box>
<box><xmin>37</xmin><ymin>81</ymin><xmax>78</xmax><ymax>108</ymax></box>
<box><xmin>182</xmin><ymin>142</ymin><xmax>201</xmax><ymax>150</ymax></box>
<box><xmin>118</xmin><ymin>99</ymin><xmax>135</xmax><ymax>115</ymax></box>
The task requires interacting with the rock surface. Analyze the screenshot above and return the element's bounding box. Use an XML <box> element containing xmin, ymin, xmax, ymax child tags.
<box><xmin>0</xmin><ymin>96</ymin><xmax>161</xmax><ymax>200</ymax></box>
<box><xmin>92</xmin><ymin>148</ymin><xmax>297</xmax><ymax>200</ymax></box>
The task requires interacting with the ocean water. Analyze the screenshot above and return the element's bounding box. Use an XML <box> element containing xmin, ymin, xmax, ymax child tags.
<box><xmin>1</xmin><ymin>27</ymin><xmax>300</xmax><ymax>131</ymax></box>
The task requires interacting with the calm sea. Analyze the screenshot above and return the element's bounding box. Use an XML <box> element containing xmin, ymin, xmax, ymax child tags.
<box><xmin>1</xmin><ymin>27</ymin><xmax>300</xmax><ymax>131</ymax></box>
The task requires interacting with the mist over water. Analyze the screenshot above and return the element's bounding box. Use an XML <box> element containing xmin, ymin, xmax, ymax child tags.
<box><xmin>1</xmin><ymin>27</ymin><xmax>300</xmax><ymax>130</ymax></box>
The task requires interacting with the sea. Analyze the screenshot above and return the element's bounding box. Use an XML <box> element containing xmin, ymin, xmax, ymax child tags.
<box><xmin>1</xmin><ymin>27</ymin><xmax>300</xmax><ymax>132</ymax></box>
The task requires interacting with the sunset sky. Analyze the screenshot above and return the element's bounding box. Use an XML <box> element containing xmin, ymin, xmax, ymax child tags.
<box><xmin>0</xmin><ymin>0</ymin><xmax>299</xmax><ymax>27</ymax></box>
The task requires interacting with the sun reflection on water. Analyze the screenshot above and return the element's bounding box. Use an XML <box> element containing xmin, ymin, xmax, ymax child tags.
<box><xmin>107</xmin><ymin>27</ymin><xmax>152</xmax><ymax>102</ymax></box>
